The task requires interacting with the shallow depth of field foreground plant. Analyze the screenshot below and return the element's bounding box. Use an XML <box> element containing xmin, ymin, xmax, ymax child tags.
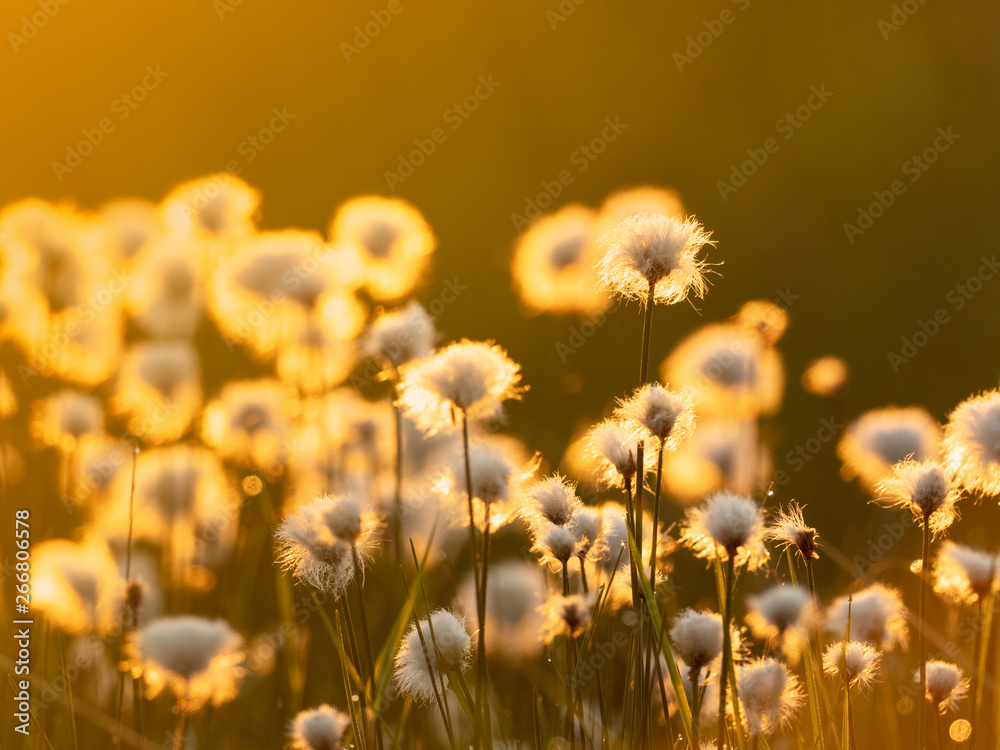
<box><xmin>3</xmin><ymin>177</ymin><xmax>1000</xmax><ymax>750</ymax></box>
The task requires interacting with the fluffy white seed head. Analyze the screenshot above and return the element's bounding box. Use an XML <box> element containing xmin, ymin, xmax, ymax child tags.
<box><xmin>397</xmin><ymin>340</ymin><xmax>523</xmax><ymax>434</ymax></box>
<box><xmin>921</xmin><ymin>660</ymin><xmax>969</xmax><ymax>714</ymax></box>
<box><xmin>363</xmin><ymin>301</ymin><xmax>435</xmax><ymax>372</ymax></box>
<box><xmin>521</xmin><ymin>474</ymin><xmax>582</xmax><ymax>530</ymax></box>
<box><xmin>745</xmin><ymin>585</ymin><xmax>816</xmax><ymax>659</ymax></box>
<box><xmin>838</xmin><ymin>406</ymin><xmax>942</xmax><ymax>495</ymax></box>
<box><xmin>875</xmin><ymin>460</ymin><xmax>959</xmax><ymax>537</ymax></box>
<box><xmin>393</xmin><ymin>610</ymin><xmax>471</xmax><ymax>703</ymax></box>
<box><xmin>570</xmin><ymin>507</ymin><xmax>606</xmax><ymax>559</ymax></box>
<box><xmin>123</xmin><ymin>616</ymin><xmax>246</xmax><ymax>714</ymax></box>
<box><xmin>540</xmin><ymin>594</ymin><xmax>593</xmax><ymax>643</ymax></box>
<box><xmin>825</xmin><ymin>584</ymin><xmax>909</xmax><ymax>652</ymax></box>
<box><xmin>934</xmin><ymin>541</ymin><xmax>1000</xmax><ymax>605</ymax></box>
<box><xmin>670</xmin><ymin>609</ymin><xmax>723</xmax><ymax>670</ymax></box>
<box><xmin>289</xmin><ymin>704</ymin><xmax>351</xmax><ymax>750</ymax></box>
<box><xmin>736</xmin><ymin>658</ymin><xmax>803</xmax><ymax>737</ymax></box>
<box><xmin>680</xmin><ymin>491</ymin><xmax>769</xmax><ymax>571</ymax></box>
<box><xmin>822</xmin><ymin>641</ymin><xmax>881</xmax><ymax>691</ymax></box>
<box><xmin>597</xmin><ymin>212</ymin><xmax>713</xmax><ymax>305</ymax></box>
<box><xmin>944</xmin><ymin>389</ymin><xmax>1000</xmax><ymax>497</ymax></box>
<box><xmin>764</xmin><ymin>503</ymin><xmax>820</xmax><ymax>561</ymax></box>
<box><xmin>583</xmin><ymin>419</ymin><xmax>646</xmax><ymax>487</ymax></box>
<box><xmin>534</xmin><ymin>524</ymin><xmax>580</xmax><ymax>567</ymax></box>
<box><xmin>614</xmin><ymin>382</ymin><xmax>696</xmax><ymax>448</ymax></box>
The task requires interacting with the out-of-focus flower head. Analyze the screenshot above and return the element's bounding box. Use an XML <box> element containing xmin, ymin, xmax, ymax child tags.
<box><xmin>363</xmin><ymin>300</ymin><xmax>436</xmax><ymax>375</ymax></box>
<box><xmin>838</xmin><ymin>406</ymin><xmax>942</xmax><ymax>495</ymax></box>
<box><xmin>112</xmin><ymin>341</ymin><xmax>202</xmax><ymax>445</ymax></box>
<box><xmin>802</xmin><ymin>356</ymin><xmax>848</xmax><ymax>399</ymax></box>
<box><xmin>126</xmin><ymin>233</ymin><xmax>206</xmax><ymax>339</ymax></box>
<box><xmin>511</xmin><ymin>204</ymin><xmax>610</xmax><ymax>317</ymax></box>
<box><xmin>598</xmin><ymin>186</ymin><xmax>685</xmax><ymax>232</ymax></box>
<box><xmin>397</xmin><ymin>340</ymin><xmax>524</xmax><ymax>435</ymax></box>
<box><xmin>825</xmin><ymin>583</ymin><xmax>909</xmax><ymax>652</ymax></box>
<box><xmin>733</xmin><ymin>300</ymin><xmax>789</xmax><ymax>346</ymax></box>
<box><xmin>597</xmin><ymin>212</ymin><xmax>713</xmax><ymax>306</ymax></box>
<box><xmin>161</xmin><ymin>174</ymin><xmax>260</xmax><ymax>242</ymax></box>
<box><xmin>663</xmin><ymin>417</ymin><xmax>770</xmax><ymax>502</ymax></box>
<box><xmin>33</xmin><ymin>538</ymin><xmax>125</xmax><ymax>636</ymax></box>
<box><xmin>330</xmin><ymin>196</ymin><xmax>436</xmax><ymax>301</ymax></box>
<box><xmin>736</xmin><ymin>657</ymin><xmax>803</xmax><ymax>737</ymax></box>
<box><xmin>202</xmin><ymin>379</ymin><xmax>299</xmax><ymax>472</ymax></box>
<box><xmin>123</xmin><ymin>615</ymin><xmax>246</xmax><ymax>714</ymax></box>
<box><xmin>662</xmin><ymin>323</ymin><xmax>784</xmax><ymax>417</ymax></box>
<box><xmin>31</xmin><ymin>389</ymin><xmax>104</xmax><ymax>450</ymax></box>
<box><xmin>944</xmin><ymin>389</ymin><xmax>1000</xmax><ymax>498</ymax></box>
<box><xmin>745</xmin><ymin>585</ymin><xmax>816</xmax><ymax>663</ymax></box>
<box><xmin>920</xmin><ymin>660</ymin><xmax>969</xmax><ymax>714</ymax></box>
<box><xmin>443</xmin><ymin>435</ymin><xmax>536</xmax><ymax>530</ymax></box>
<box><xmin>289</xmin><ymin>704</ymin><xmax>352</xmax><ymax>750</ymax></box>
<box><xmin>540</xmin><ymin>593</ymin><xmax>593</xmax><ymax>643</ymax></box>
<box><xmin>933</xmin><ymin>541</ymin><xmax>1000</xmax><ymax>606</ymax></box>
<box><xmin>97</xmin><ymin>198</ymin><xmax>163</xmax><ymax>261</ymax></box>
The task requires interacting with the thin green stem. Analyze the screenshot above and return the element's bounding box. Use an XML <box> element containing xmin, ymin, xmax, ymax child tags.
<box><xmin>970</xmin><ymin>596</ymin><xmax>984</xmax><ymax>749</ymax></box>
<box><xmin>647</xmin><ymin>437</ymin><xmax>664</xmax><ymax>591</ymax></box>
<box><xmin>918</xmin><ymin>514</ymin><xmax>930</xmax><ymax>750</ymax></box>
<box><xmin>172</xmin><ymin>712</ymin><xmax>187</xmax><ymax>750</ymax></box>
<box><xmin>639</xmin><ymin>280</ymin><xmax>655</xmax><ymax>387</ymax></box>
<box><xmin>351</xmin><ymin>545</ymin><xmax>383</xmax><ymax>750</ymax></box>
<box><xmin>718</xmin><ymin>553</ymin><xmax>736</xmax><ymax>749</ymax></box>
<box><xmin>393</xmin><ymin>399</ymin><xmax>404</xmax><ymax>565</ymax></box>
<box><xmin>690</xmin><ymin>664</ymin><xmax>702</xmax><ymax>749</ymax></box>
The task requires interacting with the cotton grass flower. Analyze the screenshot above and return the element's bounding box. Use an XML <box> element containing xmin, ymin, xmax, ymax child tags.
<box><xmin>289</xmin><ymin>704</ymin><xmax>352</xmax><ymax>750</ymax></box>
<box><xmin>825</xmin><ymin>583</ymin><xmax>909</xmax><ymax>651</ymax></box>
<box><xmin>160</xmin><ymin>174</ymin><xmax>260</xmax><ymax>240</ymax></box>
<box><xmin>614</xmin><ymin>382</ymin><xmax>696</xmax><ymax>450</ymax></box>
<box><xmin>126</xmin><ymin>233</ymin><xmax>206</xmax><ymax>338</ymax></box>
<box><xmin>822</xmin><ymin>641</ymin><xmax>881</xmax><ymax>690</ymax></box>
<box><xmin>394</xmin><ymin>610</ymin><xmax>471</xmax><ymax>703</ymax></box>
<box><xmin>663</xmin><ymin>417</ymin><xmax>769</xmax><ymax>501</ymax></box>
<box><xmin>838</xmin><ymin>406</ymin><xmax>942</xmax><ymax>494</ymax></box>
<box><xmin>363</xmin><ymin>300</ymin><xmax>436</xmax><ymax>374</ymax></box>
<box><xmin>521</xmin><ymin>474</ymin><xmax>582</xmax><ymax>530</ymax></box>
<box><xmin>764</xmin><ymin>502</ymin><xmax>820</xmax><ymax>562</ymax></box>
<box><xmin>943</xmin><ymin>389</ymin><xmax>1000</xmax><ymax>497</ymax></box>
<box><xmin>112</xmin><ymin>341</ymin><xmax>202</xmax><ymax>444</ymax></box>
<box><xmin>736</xmin><ymin>657</ymin><xmax>803</xmax><ymax>737</ymax></box>
<box><xmin>32</xmin><ymin>539</ymin><xmax>125</xmax><ymax>636</ymax></box>
<box><xmin>670</xmin><ymin>609</ymin><xmax>723</xmax><ymax>671</ymax></box>
<box><xmin>679</xmin><ymin>490</ymin><xmax>769</xmax><ymax>571</ymax></box>
<box><xmin>511</xmin><ymin>204</ymin><xmax>609</xmax><ymax>316</ymax></box>
<box><xmin>597</xmin><ymin>212</ymin><xmax>713</xmax><ymax>305</ymax></box>
<box><xmin>745</xmin><ymin>585</ymin><xmax>816</xmax><ymax>661</ymax></box>
<box><xmin>397</xmin><ymin>340</ymin><xmax>523</xmax><ymax>434</ymax></box>
<box><xmin>123</xmin><ymin>615</ymin><xmax>246</xmax><ymax>713</ymax></box>
<box><xmin>580</xmin><ymin>418</ymin><xmax>648</xmax><ymax>489</ymax></box>
<box><xmin>733</xmin><ymin>300</ymin><xmax>789</xmax><ymax>345</ymax></box>
<box><xmin>875</xmin><ymin>459</ymin><xmax>959</xmax><ymax>537</ymax></box>
<box><xmin>330</xmin><ymin>196</ymin><xmax>435</xmax><ymax>301</ymax></box>
<box><xmin>802</xmin><ymin>356</ymin><xmax>848</xmax><ymax>398</ymax></box>
<box><xmin>921</xmin><ymin>660</ymin><xmax>969</xmax><ymax>714</ymax></box>
<box><xmin>30</xmin><ymin>389</ymin><xmax>104</xmax><ymax>450</ymax></box>
<box><xmin>933</xmin><ymin>541</ymin><xmax>1000</xmax><ymax>606</ymax></box>
<box><xmin>598</xmin><ymin>185</ymin><xmax>685</xmax><ymax>230</ymax></box>
<box><xmin>98</xmin><ymin>198</ymin><xmax>162</xmax><ymax>261</ymax></box>
<box><xmin>455</xmin><ymin>562</ymin><xmax>546</xmax><ymax>663</ymax></box>
<box><xmin>661</xmin><ymin>322</ymin><xmax>784</xmax><ymax>417</ymax></box>
<box><xmin>275</xmin><ymin>493</ymin><xmax>381</xmax><ymax>595</ymax></box>
<box><xmin>202</xmin><ymin>379</ymin><xmax>298</xmax><ymax>471</ymax></box>
<box><xmin>540</xmin><ymin>593</ymin><xmax>592</xmax><ymax>643</ymax></box>
<box><xmin>445</xmin><ymin>438</ymin><xmax>531</xmax><ymax>529</ymax></box>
